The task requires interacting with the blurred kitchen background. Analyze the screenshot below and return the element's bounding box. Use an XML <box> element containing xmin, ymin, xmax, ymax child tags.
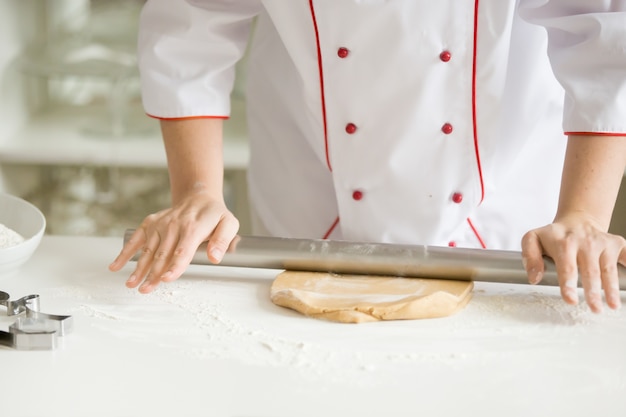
<box><xmin>0</xmin><ymin>0</ymin><xmax>251</xmax><ymax>237</ymax></box>
<box><xmin>0</xmin><ymin>0</ymin><xmax>624</xmax><ymax>238</ymax></box>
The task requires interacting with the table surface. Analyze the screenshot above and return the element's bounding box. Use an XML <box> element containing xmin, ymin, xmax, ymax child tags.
<box><xmin>1</xmin><ymin>235</ymin><xmax>625</xmax><ymax>417</ymax></box>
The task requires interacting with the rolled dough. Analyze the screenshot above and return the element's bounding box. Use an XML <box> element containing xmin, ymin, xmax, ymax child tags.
<box><xmin>270</xmin><ymin>271</ymin><xmax>474</xmax><ymax>323</ymax></box>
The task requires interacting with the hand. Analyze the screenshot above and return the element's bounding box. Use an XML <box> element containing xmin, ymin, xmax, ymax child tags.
<box><xmin>521</xmin><ymin>214</ymin><xmax>626</xmax><ymax>313</ymax></box>
<box><xmin>108</xmin><ymin>191</ymin><xmax>239</xmax><ymax>293</ymax></box>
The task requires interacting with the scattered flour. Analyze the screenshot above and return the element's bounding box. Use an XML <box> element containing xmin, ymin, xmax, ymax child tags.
<box><xmin>43</xmin><ymin>275</ymin><xmax>626</xmax><ymax>387</ymax></box>
<box><xmin>0</xmin><ymin>223</ymin><xmax>24</xmax><ymax>249</ymax></box>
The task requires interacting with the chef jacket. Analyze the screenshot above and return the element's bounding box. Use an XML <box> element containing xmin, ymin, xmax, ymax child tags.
<box><xmin>138</xmin><ymin>0</ymin><xmax>626</xmax><ymax>250</ymax></box>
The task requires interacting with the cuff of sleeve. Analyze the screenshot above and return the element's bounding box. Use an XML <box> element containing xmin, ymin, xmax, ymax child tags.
<box><xmin>146</xmin><ymin>113</ymin><xmax>230</xmax><ymax>121</ymax></box>
<box><xmin>562</xmin><ymin>92</ymin><xmax>626</xmax><ymax>135</ymax></box>
<box><xmin>141</xmin><ymin>95</ymin><xmax>231</xmax><ymax>120</ymax></box>
<box><xmin>564</xmin><ymin>131</ymin><xmax>626</xmax><ymax>137</ymax></box>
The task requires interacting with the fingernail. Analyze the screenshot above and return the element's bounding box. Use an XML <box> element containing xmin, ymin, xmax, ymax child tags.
<box><xmin>126</xmin><ymin>274</ymin><xmax>137</xmax><ymax>284</ymax></box>
<box><xmin>563</xmin><ymin>287</ymin><xmax>578</xmax><ymax>304</ymax></box>
<box><xmin>529</xmin><ymin>270</ymin><xmax>542</xmax><ymax>285</ymax></box>
<box><xmin>590</xmin><ymin>298</ymin><xmax>603</xmax><ymax>314</ymax></box>
<box><xmin>161</xmin><ymin>270</ymin><xmax>172</xmax><ymax>280</ymax></box>
<box><xmin>210</xmin><ymin>248</ymin><xmax>224</xmax><ymax>262</ymax></box>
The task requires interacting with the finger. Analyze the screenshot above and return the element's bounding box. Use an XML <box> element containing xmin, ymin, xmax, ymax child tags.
<box><xmin>613</xmin><ymin>238</ymin><xmax>626</xmax><ymax>302</ymax></box>
<box><xmin>619</xmin><ymin>238</ymin><xmax>626</xmax><ymax>267</ymax></box>
<box><xmin>553</xmin><ymin>235</ymin><xmax>579</xmax><ymax>306</ymax></box>
<box><xmin>577</xmin><ymin>246</ymin><xmax>603</xmax><ymax>313</ymax></box>
<box><xmin>109</xmin><ymin>228</ymin><xmax>146</xmax><ymax>272</ymax></box>
<box><xmin>521</xmin><ymin>231</ymin><xmax>545</xmax><ymax>285</ymax></box>
<box><xmin>599</xmin><ymin>249</ymin><xmax>621</xmax><ymax>310</ymax></box>
<box><xmin>160</xmin><ymin>231</ymin><xmax>206</xmax><ymax>283</ymax></box>
<box><xmin>138</xmin><ymin>228</ymin><xmax>180</xmax><ymax>292</ymax></box>
<box><xmin>127</xmin><ymin>231</ymin><xmax>161</xmax><ymax>289</ymax></box>
<box><xmin>206</xmin><ymin>215</ymin><xmax>240</xmax><ymax>264</ymax></box>
<box><xmin>616</xmin><ymin>236</ymin><xmax>626</xmax><ymax>270</ymax></box>
<box><xmin>605</xmin><ymin>235</ymin><xmax>626</xmax><ymax>308</ymax></box>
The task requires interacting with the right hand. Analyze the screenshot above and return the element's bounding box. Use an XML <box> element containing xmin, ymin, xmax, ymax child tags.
<box><xmin>108</xmin><ymin>191</ymin><xmax>239</xmax><ymax>293</ymax></box>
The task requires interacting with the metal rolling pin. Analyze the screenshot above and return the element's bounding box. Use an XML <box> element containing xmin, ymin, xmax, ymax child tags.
<box><xmin>124</xmin><ymin>229</ymin><xmax>626</xmax><ymax>290</ymax></box>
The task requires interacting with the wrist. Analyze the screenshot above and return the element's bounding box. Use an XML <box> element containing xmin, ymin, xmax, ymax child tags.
<box><xmin>553</xmin><ymin>209</ymin><xmax>608</xmax><ymax>232</ymax></box>
<box><xmin>171</xmin><ymin>180</ymin><xmax>224</xmax><ymax>205</ymax></box>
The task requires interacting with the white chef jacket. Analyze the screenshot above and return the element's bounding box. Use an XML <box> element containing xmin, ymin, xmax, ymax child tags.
<box><xmin>138</xmin><ymin>0</ymin><xmax>626</xmax><ymax>250</ymax></box>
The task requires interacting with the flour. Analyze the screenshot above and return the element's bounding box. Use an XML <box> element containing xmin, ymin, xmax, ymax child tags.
<box><xmin>43</xmin><ymin>271</ymin><xmax>626</xmax><ymax>388</ymax></box>
<box><xmin>0</xmin><ymin>223</ymin><xmax>25</xmax><ymax>249</ymax></box>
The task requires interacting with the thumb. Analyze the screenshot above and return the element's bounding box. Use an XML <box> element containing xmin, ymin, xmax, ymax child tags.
<box><xmin>521</xmin><ymin>230</ymin><xmax>546</xmax><ymax>285</ymax></box>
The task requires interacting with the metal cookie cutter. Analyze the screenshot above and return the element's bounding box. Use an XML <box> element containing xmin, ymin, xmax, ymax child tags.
<box><xmin>0</xmin><ymin>290</ymin><xmax>73</xmax><ymax>350</ymax></box>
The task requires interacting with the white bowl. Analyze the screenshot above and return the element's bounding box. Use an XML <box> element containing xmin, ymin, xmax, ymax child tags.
<box><xmin>0</xmin><ymin>193</ymin><xmax>46</xmax><ymax>276</ymax></box>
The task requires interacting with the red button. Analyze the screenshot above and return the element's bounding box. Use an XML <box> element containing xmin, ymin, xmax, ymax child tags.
<box><xmin>448</xmin><ymin>241</ymin><xmax>457</xmax><ymax>247</ymax></box>
<box><xmin>452</xmin><ymin>192</ymin><xmax>463</xmax><ymax>204</ymax></box>
<box><xmin>345</xmin><ymin>123</ymin><xmax>357</xmax><ymax>134</ymax></box>
<box><xmin>441</xmin><ymin>123</ymin><xmax>453</xmax><ymax>134</ymax></box>
<box><xmin>352</xmin><ymin>190</ymin><xmax>364</xmax><ymax>201</ymax></box>
<box><xmin>439</xmin><ymin>50</ymin><xmax>452</xmax><ymax>62</ymax></box>
<box><xmin>337</xmin><ymin>47</ymin><xmax>350</xmax><ymax>58</ymax></box>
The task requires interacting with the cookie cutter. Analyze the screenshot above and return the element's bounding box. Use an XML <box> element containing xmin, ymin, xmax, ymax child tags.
<box><xmin>0</xmin><ymin>290</ymin><xmax>73</xmax><ymax>350</ymax></box>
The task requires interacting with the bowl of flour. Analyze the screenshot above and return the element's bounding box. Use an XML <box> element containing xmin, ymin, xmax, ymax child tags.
<box><xmin>0</xmin><ymin>193</ymin><xmax>46</xmax><ymax>276</ymax></box>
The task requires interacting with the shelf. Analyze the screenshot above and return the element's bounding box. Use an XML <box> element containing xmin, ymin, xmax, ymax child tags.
<box><xmin>0</xmin><ymin>100</ymin><xmax>250</xmax><ymax>170</ymax></box>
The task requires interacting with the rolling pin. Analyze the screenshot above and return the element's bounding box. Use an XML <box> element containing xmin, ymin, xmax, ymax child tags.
<box><xmin>124</xmin><ymin>229</ymin><xmax>626</xmax><ymax>290</ymax></box>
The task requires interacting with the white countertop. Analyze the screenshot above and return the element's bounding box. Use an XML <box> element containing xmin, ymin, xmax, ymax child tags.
<box><xmin>1</xmin><ymin>235</ymin><xmax>625</xmax><ymax>417</ymax></box>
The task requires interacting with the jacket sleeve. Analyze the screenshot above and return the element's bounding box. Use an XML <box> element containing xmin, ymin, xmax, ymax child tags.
<box><xmin>138</xmin><ymin>0</ymin><xmax>261</xmax><ymax>119</ymax></box>
<box><xmin>518</xmin><ymin>0</ymin><xmax>626</xmax><ymax>135</ymax></box>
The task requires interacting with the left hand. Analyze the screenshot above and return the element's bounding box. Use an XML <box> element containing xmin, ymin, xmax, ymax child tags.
<box><xmin>522</xmin><ymin>213</ymin><xmax>626</xmax><ymax>313</ymax></box>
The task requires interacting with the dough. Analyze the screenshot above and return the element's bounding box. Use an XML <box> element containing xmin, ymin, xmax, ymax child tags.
<box><xmin>270</xmin><ymin>271</ymin><xmax>474</xmax><ymax>323</ymax></box>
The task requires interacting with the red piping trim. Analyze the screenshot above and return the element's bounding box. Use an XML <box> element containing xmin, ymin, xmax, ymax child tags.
<box><xmin>146</xmin><ymin>113</ymin><xmax>229</xmax><ymax>121</ymax></box>
<box><xmin>322</xmin><ymin>216</ymin><xmax>340</xmax><ymax>239</ymax></box>
<box><xmin>309</xmin><ymin>1</ymin><xmax>336</xmax><ymax>239</ymax></box>
<box><xmin>565</xmin><ymin>131</ymin><xmax>626</xmax><ymax>137</ymax></box>
<box><xmin>467</xmin><ymin>218</ymin><xmax>487</xmax><ymax>249</ymax></box>
<box><xmin>308</xmin><ymin>0</ymin><xmax>332</xmax><ymax>172</ymax></box>
<box><xmin>471</xmin><ymin>0</ymin><xmax>485</xmax><ymax>204</ymax></box>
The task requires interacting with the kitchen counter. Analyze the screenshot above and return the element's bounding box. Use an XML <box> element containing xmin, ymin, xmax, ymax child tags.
<box><xmin>1</xmin><ymin>235</ymin><xmax>625</xmax><ymax>417</ymax></box>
